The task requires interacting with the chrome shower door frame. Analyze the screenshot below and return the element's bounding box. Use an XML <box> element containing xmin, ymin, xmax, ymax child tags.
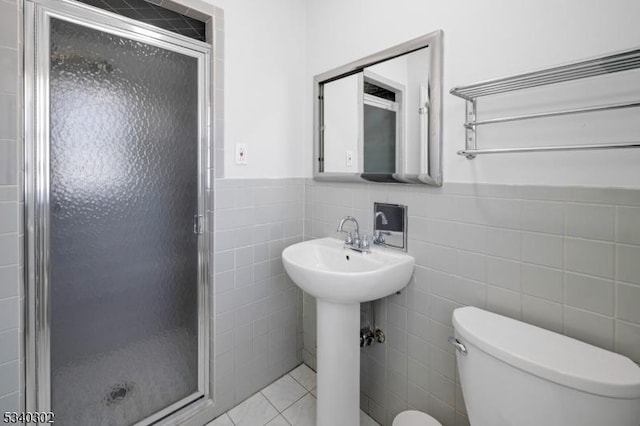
<box><xmin>24</xmin><ymin>1</ymin><xmax>212</xmax><ymax>424</ymax></box>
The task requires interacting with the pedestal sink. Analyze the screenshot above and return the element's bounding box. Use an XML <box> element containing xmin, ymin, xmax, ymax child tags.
<box><xmin>282</xmin><ymin>237</ymin><xmax>415</xmax><ymax>426</ymax></box>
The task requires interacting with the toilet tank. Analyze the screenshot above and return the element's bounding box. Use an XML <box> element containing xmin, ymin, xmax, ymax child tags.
<box><xmin>452</xmin><ymin>307</ymin><xmax>640</xmax><ymax>426</ymax></box>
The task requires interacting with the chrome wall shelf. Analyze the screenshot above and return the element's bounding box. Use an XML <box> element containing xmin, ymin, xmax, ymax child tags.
<box><xmin>450</xmin><ymin>47</ymin><xmax>640</xmax><ymax>159</ymax></box>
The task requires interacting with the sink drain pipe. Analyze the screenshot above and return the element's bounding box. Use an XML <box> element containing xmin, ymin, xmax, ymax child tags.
<box><xmin>360</xmin><ymin>300</ymin><xmax>385</xmax><ymax>347</ymax></box>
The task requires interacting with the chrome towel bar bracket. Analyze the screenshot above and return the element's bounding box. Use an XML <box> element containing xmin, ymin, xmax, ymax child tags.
<box><xmin>450</xmin><ymin>46</ymin><xmax>640</xmax><ymax>159</ymax></box>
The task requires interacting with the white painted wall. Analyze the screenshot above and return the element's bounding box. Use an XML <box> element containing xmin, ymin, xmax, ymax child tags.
<box><xmin>204</xmin><ymin>0</ymin><xmax>640</xmax><ymax>186</ymax></box>
<box><xmin>306</xmin><ymin>0</ymin><xmax>640</xmax><ymax>187</ymax></box>
<box><xmin>323</xmin><ymin>75</ymin><xmax>361</xmax><ymax>173</ymax></box>
<box><xmin>203</xmin><ymin>0</ymin><xmax>307</xmax><ymax>178</ymax></box>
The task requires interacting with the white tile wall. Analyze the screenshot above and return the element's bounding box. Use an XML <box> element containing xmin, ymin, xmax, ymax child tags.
<box><xmin>211</xmin><ymin>178</ymin><xmax>304</xmax><ymax>417</ymax></box>
<box><xmin>302</xmin><ymin>179</ymin><xmax>640</xmax><ymax>426</ymax></box>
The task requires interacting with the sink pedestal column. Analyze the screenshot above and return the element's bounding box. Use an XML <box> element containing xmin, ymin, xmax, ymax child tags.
<box><xmin>316</xmin><ymin>299</ymin><xmax>360</xmax><ymax>426</ymax></box>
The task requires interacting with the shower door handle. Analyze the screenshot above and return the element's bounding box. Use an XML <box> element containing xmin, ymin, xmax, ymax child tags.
<box><xmin>193</xmin><ymin>215</ymin><xmax>204</xmax><ymax>234</ymax></box>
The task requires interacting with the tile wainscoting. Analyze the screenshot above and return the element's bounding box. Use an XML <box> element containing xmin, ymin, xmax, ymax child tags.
<box><xmin>302</xmin><ymin>179</ymin><xmax>640</xmax><ymax>426</ymax></box>
<box><xmin>212</xmin><ymin>178</ymin><xmax>305</xmax><ymax>416</ymax></box>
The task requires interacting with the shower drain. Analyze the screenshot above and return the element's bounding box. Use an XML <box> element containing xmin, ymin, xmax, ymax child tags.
<box><xmin>104</xmin><ymin>382</ymin><xmax>135</xmax><ymax>406</ymax></box>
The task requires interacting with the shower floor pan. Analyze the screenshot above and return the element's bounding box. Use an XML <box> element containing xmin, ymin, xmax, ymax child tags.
<box><xmin>51</xmin><ymin>328</ymin><xmax>197</xmax><ymax>426</ymax></box>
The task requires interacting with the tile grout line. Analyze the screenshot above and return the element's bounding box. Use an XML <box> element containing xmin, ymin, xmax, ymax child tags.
<box><xmin>256</xmin><ymin>390</ymin><xmax>280</xmax><ymax>425</ymax></box>
<box><xmin>274</xmin><ymin>386</ymin><xmax>311</xmax><ymax>424</ymax></box>
<box><xmin>228</xmin><ymin>412</ymin><xmax>237</xmax><ymax>426</ymax></box>
<box><xmin>287</xmin><ymin>365</ymin><xmax>315</xmax><ymax>392</ymax></box>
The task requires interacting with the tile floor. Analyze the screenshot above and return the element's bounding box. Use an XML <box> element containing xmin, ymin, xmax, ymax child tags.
<box><xmin>207</xmin><ymin>364</ymin><xmax>379</xmax><ymax>426</ymax></box>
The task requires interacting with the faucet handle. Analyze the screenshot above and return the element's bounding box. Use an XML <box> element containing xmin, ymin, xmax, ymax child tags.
<box><xmin>373</xmin><ymin>230</ymin><xmax>391</xmax><ymax>245</ymax></box>
<box><xmin>360</xmin><ymin>233</ymin><xmax>371</xmax><ymax>250</ymax></box>
<box><xmin>345</xmin><ymin>232</ymin><xmax>354</xmax><ymax>245</ymax></box>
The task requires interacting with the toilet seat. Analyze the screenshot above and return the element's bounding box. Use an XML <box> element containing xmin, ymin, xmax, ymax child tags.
<box><xmin>392</xmin><ymin>410</ymin><xmax>442</xmax><ymax>426</ymax></box>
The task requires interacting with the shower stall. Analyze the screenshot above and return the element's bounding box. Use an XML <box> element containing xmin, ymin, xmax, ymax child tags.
<box><xmin>24</xmin><ymin>1</ymin><xmax>211</xmax><ymax>424</ymax></box>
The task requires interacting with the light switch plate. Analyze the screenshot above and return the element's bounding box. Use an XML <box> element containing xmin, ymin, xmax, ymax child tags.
<box><xmin>235</xmin><ymin>143</ymin><xmax>247</xmax><ymax>165</ymax></box>
<box><xmin>346</xmin><ymin>150</ymin><xmax>353</xmax><ymax>167</ymax></box>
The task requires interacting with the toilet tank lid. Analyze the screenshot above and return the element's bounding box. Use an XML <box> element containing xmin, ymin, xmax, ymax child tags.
<box><xmin>452</xmin><ymin>306</ymin><xmax>640</xmax><ymax>399</ymax></box>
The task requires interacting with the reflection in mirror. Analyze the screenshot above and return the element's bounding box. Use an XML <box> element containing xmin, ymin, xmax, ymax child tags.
<box><xmin>314</xmin><ymin>30</ymin><xmax>443</xmax><ymax>185</ymax></box>
<box><xmin>363</xmin><ymin>71</ymin><xmax>401</xmax><ymax>175</ymax></box>
<box><xmin>322</xmin><ymin>74</ymin><xmax>362</xmax><ymax>173</ymax></box>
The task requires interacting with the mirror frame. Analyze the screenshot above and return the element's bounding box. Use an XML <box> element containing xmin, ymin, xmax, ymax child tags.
<box><xmin>313</xmin><ymin>30</ymin><xmax>443</xmax><ymax>186</ymax></box>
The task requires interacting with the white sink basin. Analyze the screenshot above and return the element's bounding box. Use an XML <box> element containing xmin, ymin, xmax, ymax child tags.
<box><xmin>282</xmin><ymin>237</ymin><xmax>415</xmax><ymax>426</ymax></box>
<box><xmin>282</xmin><ymin>237</ymin><xmax>415</xmax><ymax>303</ymax></box>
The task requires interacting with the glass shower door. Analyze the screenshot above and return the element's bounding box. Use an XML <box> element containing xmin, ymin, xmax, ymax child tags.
<box><xmin>27</xmin><ymin>4</ymin><xmax>209</xmax><ymax>424</ymax></box>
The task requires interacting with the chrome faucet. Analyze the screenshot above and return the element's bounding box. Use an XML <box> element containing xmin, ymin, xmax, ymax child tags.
<box><xmin>373</xmin><ymin>211</ymin><xmax>391</xmax><ymax>245</ymax></box>
<box><xmin>375</xmin><ymin>211</ymin><xmax>388</xmax><ymax>226</ymax></box>
<box><xmin>337</xmin><ymin>216</ymin><xmax>370</xmax><ymax>252</ymax></box>
<box><xmin>337</xmin><ymin>216</ymin><xmax>359</xmax><ymax>243</ymax></box>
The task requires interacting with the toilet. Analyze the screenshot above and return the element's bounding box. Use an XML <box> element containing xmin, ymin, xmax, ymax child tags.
<box><xmin>393</xmin><ymin>306</ymin><xmax>640</xmax><ymax>426</ymax></box>
<box><xmin>453</xmin><ymin>306</ymin><xmax>640</xmax><ymax>426</ymax></box>
<box><xmin>392</xmin><ymin>410</ymin><xmax>441</xmax><ymax>426</ymax></box>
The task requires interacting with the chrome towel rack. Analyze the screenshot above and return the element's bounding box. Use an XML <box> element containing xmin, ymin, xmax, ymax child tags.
<box><xmin>450</xmin><ymin>47</ymin><xmax>640</xmax><ymax>159</ymax></box>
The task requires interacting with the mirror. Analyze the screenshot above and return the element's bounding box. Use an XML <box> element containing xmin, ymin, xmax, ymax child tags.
<box><xmin>313</xmin><ymin>30</ymin><xmax>443</xmax><ymax>185</ymax></box>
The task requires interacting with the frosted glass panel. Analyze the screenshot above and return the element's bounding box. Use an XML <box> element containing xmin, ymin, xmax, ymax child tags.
<box><xmin>49</xmin><ymin>18</ymin><xmax>200</xmax><ymax>425</ymax></box>
<box><xmin>363</xmin><ymin>104</ymin><xmax>396</xmax><ymax>173</ymax></box>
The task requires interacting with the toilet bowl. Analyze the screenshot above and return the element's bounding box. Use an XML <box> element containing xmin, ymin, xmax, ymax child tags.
<box><xmin>392</xmin><ymin>410</ymin><xmax>441</xmax><ymax>426</ymax></box>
